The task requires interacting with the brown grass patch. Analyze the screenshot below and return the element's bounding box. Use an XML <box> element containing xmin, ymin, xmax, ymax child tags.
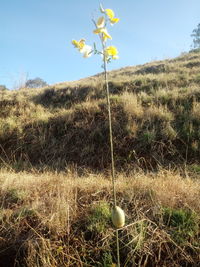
<box><xmin>0</xmin><ymin>169</ymin><xmax>199</xmax><ymax>266</ymax></box>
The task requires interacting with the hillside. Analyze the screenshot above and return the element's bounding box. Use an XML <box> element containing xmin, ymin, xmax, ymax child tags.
<box><xmin>0</xmin><ymin>51</ymin><xmax>200</xmax><ymax>266</ymax></box>
<box><xmin>1</xmin><ymin>50</ymin><xmax>200</xmax><ymax>172</ymax></box>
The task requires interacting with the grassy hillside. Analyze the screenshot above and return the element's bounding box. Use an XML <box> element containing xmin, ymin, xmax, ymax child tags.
<box><xmin>1</xmin><ymin>50</ymin><xmax>200</xmax><ymax>172</ymax></box>
<box><xmin>0</xmin><ymin>51</ymin><xmax>200</xmax><ymax>266</ymax></box>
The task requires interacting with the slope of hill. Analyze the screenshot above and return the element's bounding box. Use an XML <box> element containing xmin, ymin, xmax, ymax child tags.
<box><xmin>1</xmin><ymin>50</ymin><xmax>200</xmax><ymax>171</ymax></box>
<box><xmin>0</xmin><ymin>51</ymin><xmax>200</xmax><ymax>266</ymax></box>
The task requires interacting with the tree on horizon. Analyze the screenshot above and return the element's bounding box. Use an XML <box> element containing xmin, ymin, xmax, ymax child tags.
<box><xmin>191</xmin><ymin>23</ymin><xmax>200</xmax><ymax>49</ymax></box>
<box><xmin>25</xmin><ymin>77</ymin><xmax>48</xmax><ymax>88</ymax></box>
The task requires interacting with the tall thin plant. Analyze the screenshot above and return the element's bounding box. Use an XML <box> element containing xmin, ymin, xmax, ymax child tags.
<box><xmin>71</xmin><ymin>4</ymin><xmax>125</xmax><ymax>266</ymax></box>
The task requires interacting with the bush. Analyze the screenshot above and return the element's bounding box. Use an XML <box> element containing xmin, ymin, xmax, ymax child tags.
<box><xmin>0</xmin><ymin>85</ymin><xmax>8</xmax><ymax>91</ymax></box>
<box><xmin>25</xmin><ymin>77</ymin><xmax>48</xmax><ymax>88</ymax></box>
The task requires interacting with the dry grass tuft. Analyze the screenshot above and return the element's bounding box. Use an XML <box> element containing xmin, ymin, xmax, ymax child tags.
<box><xmin>120</xmin><ymin>92</ymin><xmax>144</xmax><ymax>119</ymax></box>
<box><xmin>145</xmin><ymin>105</ymin><xmax>174</xmax><ymax>122</ymax></box>
<box><xmin>191</xmin><ymin>101</ymin><xmax>200</xmax><ymax>121</ymax></box>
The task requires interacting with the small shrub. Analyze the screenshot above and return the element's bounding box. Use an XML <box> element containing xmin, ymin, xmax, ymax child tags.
<box><xmin>87</xmin><ymin>202</ymin><xmax>111</xmax><ymax>233</ymax></box>
<box><xmin>0</xmin><ymin>85</ymin><xmax>8</xmax><ymax>91</ymax></box>
<box><xmin>25</xmin><ymin>77</ymin><xmax>48</xmax><ymax>88</ymax></box>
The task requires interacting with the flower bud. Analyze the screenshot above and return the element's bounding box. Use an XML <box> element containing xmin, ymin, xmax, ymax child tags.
<box><xmin>99</xmin><ymin>3</ymin><xmax>105</xmax><ymax>13</ymax></box>
<box><xmin>97</xmin><ymin>16</ymin><xmax>105</xmax><ymax>28</ymax></box>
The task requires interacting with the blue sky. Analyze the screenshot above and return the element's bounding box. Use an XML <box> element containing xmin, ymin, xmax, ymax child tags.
<box><xmin>1</xmin><ymin>0</ymin><xmax>200</xmax><ymax>89</ymax></box>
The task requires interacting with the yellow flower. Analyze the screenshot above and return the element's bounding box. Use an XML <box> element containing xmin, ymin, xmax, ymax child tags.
<box><xmin>72</xmin><ymin>39</ymin><xmax>92</xmax><ymax>58</ymax></box>
<box><xmin>105</xmin><ymin>9</ymin><xmax>115</xmax><ymax>19</ymax></box>
<box><xmin>93</xmin><ymin>28</ymin><xmax>112</xmax><ymax>42</ymax></box>
<box><xmin>105</xmin><ymin>8</ymin><xmax>119</xmax><ymax>25</ymax></box>
<box><xmin>94</xmin><ymin>16</ymin><xmax>110</xmax><ymax>41</ymax></box>
<box><xmin>80</xmin><ymin>44</ymin><xmax>93</xmax><ymax>58</ymax></box>
<box><xmin>104</xmin><ymin>45</ymin><xmax>119</xmax><ymax>60</ymax></box>
<box><xmin>110</xmin><ymin>18</ymin><xmax>119</xmax><ymax>24</ymax></box>
<box><xmin>72</xmin><ymin>39</ymin><xmax>85</xmax><ymax>50</ymax></box>
<box><xmin>96</xmin><ymin>16</ymin><xmax>105</xmax><ymax>28</ymax></box>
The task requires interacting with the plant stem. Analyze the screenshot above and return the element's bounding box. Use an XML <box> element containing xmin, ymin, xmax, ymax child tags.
<box><xmin>116</xmin><ymin>229</ymin><xmax>120</xmax><ymax>267</ymax></box>
<box><xmin>93</xmin><ymin>16</ymin><xmax>120</xmax><ymax>265</ymax></box>
<box><xmin>102</xmin><ymin>42</ymin><xmax>120</xmax><ymax>267</ymax></box>
<box><xmin>102</xmin><ymin>45</ymin><xmax>117</xmax><ymax>208</ymax></box>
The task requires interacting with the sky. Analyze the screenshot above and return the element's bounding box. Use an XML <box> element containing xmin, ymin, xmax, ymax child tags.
<box><xmin>1</xmin><ymin>0</ymin><xmax>200</xmax><ymax>89</ymax></box>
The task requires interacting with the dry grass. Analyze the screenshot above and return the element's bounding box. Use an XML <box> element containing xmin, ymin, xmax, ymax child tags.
<box><xmin>144</xmin><ymin>105</ymin><xmax>174</xmax><ymax>122</ymax></box>
<box><xmin>0</xmin><ymin>50</ymin><xmax>200</xmax><ymax>265</ymax></box>
<box><xmin>1</xmin><ymin>51</ymin><xmax>200</xmax><ymax>171</ymax></box>
<box><xmin>120</xmin><ymin>92</ymin><xmax>144</xmax><ymax>119</ymax></box>
<box><xmin>0</xmin><ymin>169</ymin><xmax>199</xmax><ymax>266</ymax></box>
<box><xmin>191</xmin><ymin>101</ymin><xmax>200</xmax><ymax>121</ymax></box>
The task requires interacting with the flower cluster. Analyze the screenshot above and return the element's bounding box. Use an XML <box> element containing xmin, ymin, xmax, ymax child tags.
<box><xmin>71</xmin><ymin>4</ymin><xmax>119</xmax><ymax>62</ymax></box>
<box><xmin>72</xmin><ymin>39</ymin><xmax>92</xmax><ymax>58</ymax></box>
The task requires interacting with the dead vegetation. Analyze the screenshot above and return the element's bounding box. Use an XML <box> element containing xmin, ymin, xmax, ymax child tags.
<box><xmin>0</xmin><ymin>51</ymin><xmax>200</xmax><ymax>266</ymax></box>
<box><xmin>0</xmin><ymin>169</ymin><xmax>199</xmax><ymax>266</ymax></box>
<box><xmin>1</xmin><ymin>51</ymin><xmax>200</xmax><ymax>172</ymax></box>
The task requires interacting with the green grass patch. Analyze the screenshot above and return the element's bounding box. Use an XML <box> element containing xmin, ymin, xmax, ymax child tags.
<box><xmin>87</xmin><ymin>202</ymin><xmax>111</xmax><ymax>233</ymax></box>
<box><xmin>162</xmin><ymin>207</ymin><xmax>199</xmax><ymax>244</ymax></box>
